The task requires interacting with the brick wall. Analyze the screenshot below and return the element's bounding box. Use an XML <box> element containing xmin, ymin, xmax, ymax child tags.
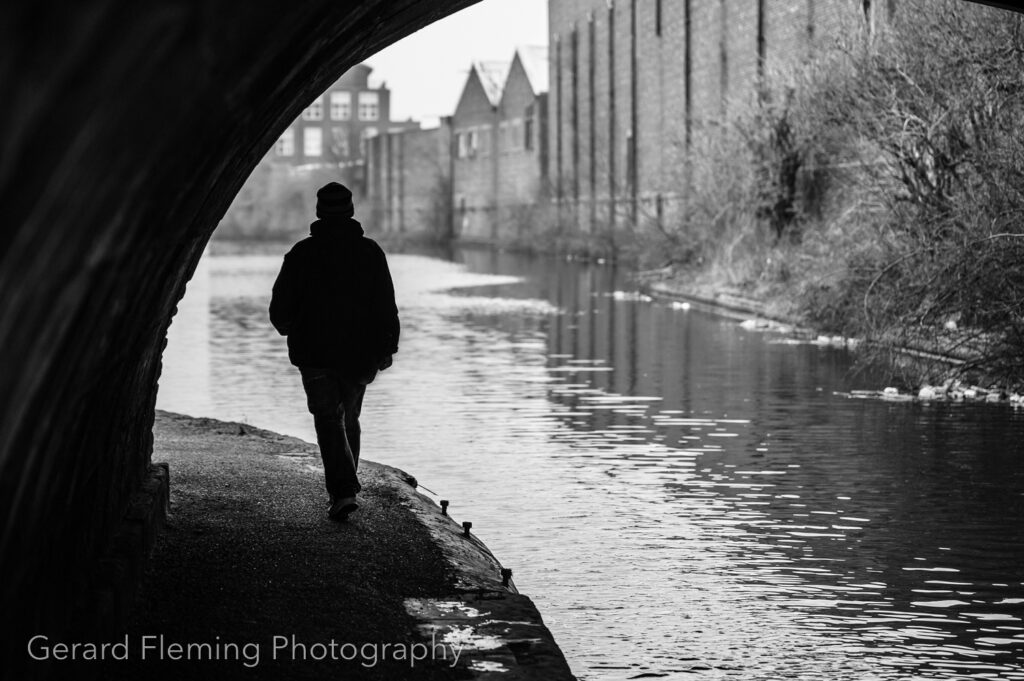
<box><xmin>452</xmin><ymin>67</ymin><xmax>501</xmax><ymax>240</ymax></box>
<box><xmin>546</xmin><ymin>0</ymin><xmax>885</xmax><ymax>234</ymax></box>
<box><xmin>658</xmin><ymin>1</ymin><xmax>687</xmax><ymax>192</ymax></box>
<box><xmin>365</xmin><ymin>123</ymin><xmax>452</xmax><ymax>237</ymax></box>
<box><xmin>390</xmin><ymin>126</ymin><xmax>451</xmax><ymax>235</ymax></box>
<box><xmin>493</xmin><ymin>64</ymin><xmax>542</xmax><ymax>239</ymax></box>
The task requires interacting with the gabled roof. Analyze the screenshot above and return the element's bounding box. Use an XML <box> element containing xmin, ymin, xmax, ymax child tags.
<box><xmin>515</xmin><ymin>45</ymin><xmax>549</xmax><ymax>95</ymax></box>
<box><xmin>473</xmin><ymin>60</ymin><xmax>510</xmax><ymax>107</ymax></box>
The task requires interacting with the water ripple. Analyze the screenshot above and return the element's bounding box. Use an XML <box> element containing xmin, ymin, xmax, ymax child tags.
<box><xmin>161</xmin><ymin>248</ymin><xmax>1024</xmax><ymax>680</ymax></box>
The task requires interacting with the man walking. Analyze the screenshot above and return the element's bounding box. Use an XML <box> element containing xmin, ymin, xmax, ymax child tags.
<box><xmin>270</xmin><ymin>182</ymin><xmax>399</xmax><ymax>520</ymax></box>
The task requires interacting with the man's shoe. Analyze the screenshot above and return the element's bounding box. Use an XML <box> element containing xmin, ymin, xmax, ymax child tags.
<box><xmin>328</xmin><ymin>496</ymin><xmax>358</xmax><ymax>520</ymax></box>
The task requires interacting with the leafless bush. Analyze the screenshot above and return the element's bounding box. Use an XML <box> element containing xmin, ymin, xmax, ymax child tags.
<box><xmin>800</xmin><ymin>0</ymin><xmax>1024</xmax><ymax>384</ymax></box>
<box><xmin>644</xmin><ymin>0</ymin><xmax>1024</xmax><ymax>383</ymax></box>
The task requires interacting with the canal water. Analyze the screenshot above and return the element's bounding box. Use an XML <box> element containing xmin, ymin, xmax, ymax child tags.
<box><xmin>159</xmin><ymin>246</ymin><xmax>1024</xmax><ymax>680</ymax></box>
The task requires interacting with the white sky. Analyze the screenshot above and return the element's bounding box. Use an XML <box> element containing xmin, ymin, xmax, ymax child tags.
<box><xmin>364</xmin><ymin>0</ymin><xmax>548</xmax><ymax>125</ymax></box>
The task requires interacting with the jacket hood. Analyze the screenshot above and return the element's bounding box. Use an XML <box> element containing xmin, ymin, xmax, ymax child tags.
<box><xmin>310</xmin><ymin>217</ymin><xmax>364</xmax><ymax>238</ymax></box>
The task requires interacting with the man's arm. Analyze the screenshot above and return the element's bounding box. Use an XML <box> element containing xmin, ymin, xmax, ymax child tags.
<box><xmin>374</xmin><ymin>247</ymin><xmax>400</xmax><ymax>359</ymax></box>
<box><xmin>269</xmin><ymin>251</ymin><xmax>301</xmax><ymax>335</ymax></box>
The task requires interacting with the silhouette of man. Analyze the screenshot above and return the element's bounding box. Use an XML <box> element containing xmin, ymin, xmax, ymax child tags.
<box><xmin>270</xmin><ymin>182</ymin><xmax>399</xmax><ymax>520</ymax></box>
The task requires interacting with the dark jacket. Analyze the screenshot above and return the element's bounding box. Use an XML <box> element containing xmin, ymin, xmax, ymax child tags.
<box><xmin>269</xmin><ymin>218</ymin><xmax>399</xmax><ymax>381</ymax></box>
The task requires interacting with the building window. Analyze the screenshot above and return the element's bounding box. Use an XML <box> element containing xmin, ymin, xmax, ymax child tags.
<box><xmin>302</xmin><ymin>98</ymin><xmax>323</xmax><ymax>121</ymax></box>
<box><xmin>524</xmin><ymin>117</ymin><xmax>534</xmax><ymax>151</ymax></box>
<box><xmin>275</xmin><ymin>128</ymin><xmax>295</xmax><ymax>156</ymax></box>
<box><xmin>304</xmin><ymin>127</ymin><xmax>322</xmax><ymax>156</ymax></box>
<box><xmin>509</xmin><ymin>118</ymin><xmax>524</xmax><ymax>150</ymax></box>
<box><xmin>457</xmin><ymin>129</ymin><xmax>479</xmax><ymax>158</ymax></box>
<box><xmin>358</xmin><ymin>92</ymin><xmax>380</xmax><ymax>121</ymax></box>
<box><xmin>330</xmin><ymin>126</ymin><xmax>349</xmax><ymax>157</ymax></box>
<box><xmin>478</xmin><ymin>125</ymin><xmax>491</xmax><ymax>156</ymax></box>
<box><xmin>330</xmin><ymin>91</ymin><xmax>351</xmax><ymax>120</ymax></box>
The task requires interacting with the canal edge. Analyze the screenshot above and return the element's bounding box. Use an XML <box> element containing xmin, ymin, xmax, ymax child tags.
<box><xmin>644</xmin><ymin>279</ymin><xmax>811</xmax><ymax>330</ymax></box>
<box><xmin>375</xmin><ymin>462</ymin><xmax>578</xmax><ymax>680</ymax></box>
<box><xmin>643</xmin><ymin>279</ymin><xmax>972</xmax><ymax>372</ymax></box>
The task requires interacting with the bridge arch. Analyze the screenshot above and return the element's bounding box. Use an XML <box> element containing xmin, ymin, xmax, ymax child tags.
<box><xmin>0</xmin><ymin>0</ymin><xmax>476</xmax><ymax>664</ymax></box>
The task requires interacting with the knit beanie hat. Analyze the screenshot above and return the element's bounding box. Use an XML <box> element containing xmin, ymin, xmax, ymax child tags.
<box><xmin>316</xmin><ymin>182</ymin><xmax>354</xmax><ymax>219</ymax></box>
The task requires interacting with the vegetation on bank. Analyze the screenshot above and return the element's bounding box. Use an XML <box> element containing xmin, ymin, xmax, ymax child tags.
<box><xmin>627</xmin><ymin>0</ymin><xmax>1024</xmax><ymax>387</ymax></box>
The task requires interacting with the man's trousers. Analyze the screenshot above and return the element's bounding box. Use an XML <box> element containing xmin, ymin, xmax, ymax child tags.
<box><xmin>299</xmin><ymin>367</ymin><xmax>366</xmax><ymax>498</ymax></box>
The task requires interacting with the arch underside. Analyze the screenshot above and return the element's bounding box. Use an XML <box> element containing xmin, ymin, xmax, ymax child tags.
<box><xmin>0</xmin><ymin>0</ymin><xmax>478</xmax><ymax>667</ymax></box>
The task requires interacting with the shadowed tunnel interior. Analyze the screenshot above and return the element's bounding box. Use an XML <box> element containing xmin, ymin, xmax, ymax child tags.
<box><xmin>0</xmin><ymin>0</ymin><xmax>478</xmax><ymax>670</ymax></box>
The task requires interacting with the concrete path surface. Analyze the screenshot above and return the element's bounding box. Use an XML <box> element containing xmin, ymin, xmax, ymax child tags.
<box><xmin>95</xmin><ymin>411</ymin><xmax>574</xmax><ymax>681</ymax></box>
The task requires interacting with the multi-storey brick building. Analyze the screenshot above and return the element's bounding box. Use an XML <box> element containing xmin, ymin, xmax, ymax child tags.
<box><xmin>272</xmin><ymin>63</ymin><xmax>391</xmax><ymax>175</ymax></box>
<box><xmin>451</xmin><ymin>60</ymin><xmax>509</xmax><ymax>240</ymax></box>
<box><xmin>365</xmin><ymin>121</ymin><xmax>454</xmax><ymax>238</ymax></box>
<box><xmin>547</xmin><ymin>0</ymin><xmax>887</xmax><ymax>233</ymax></box>
<box><xmin>495</xmin><ymin>47</ymin><xmax>550</xmax><ymax>241</ymax></box>
<box><xmin>366</xmin><ymin>48</ymin><xmax>549</xmax><ymax>238</ymax></box>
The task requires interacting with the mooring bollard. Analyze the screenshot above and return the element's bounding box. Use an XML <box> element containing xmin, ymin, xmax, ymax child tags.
<box><xmin>440</xmin><ymin>500</ymin><xmax>449</xmax><ymax>516</ymax></box>
<box><xmin>501</xmin><ymin>568</ymin><xmax>513</xmax><ymax>587</ymax></box>
<box><xmin>462</xmin><ymin>521</ymin><xmax>472</xmax><ymax>538</ymax></box>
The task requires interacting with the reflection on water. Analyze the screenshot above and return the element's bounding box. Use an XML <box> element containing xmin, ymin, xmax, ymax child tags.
<box><xmin>160</xmin><ymin>247</ymin><xmax>1024</xmax><ymax>680</ymax></box>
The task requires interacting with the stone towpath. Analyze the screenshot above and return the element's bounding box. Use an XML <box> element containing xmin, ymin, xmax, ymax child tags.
<box><xmin>100</xmin><ymin>411</ymin><xmax>574</xmax><ymax>681</ymax></box>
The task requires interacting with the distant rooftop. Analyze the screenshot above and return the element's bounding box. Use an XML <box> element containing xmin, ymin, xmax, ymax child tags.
<box><xmin>473</xmin><ymin>60</ymin><xmax>510</xmax><ymax>107</ymax></box>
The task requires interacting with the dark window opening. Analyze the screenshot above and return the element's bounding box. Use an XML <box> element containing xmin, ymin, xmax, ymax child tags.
<box><xmin>719</xmin><ymin>0</ymin><xmax>729</xmax><ymax>112</ymax></box>
<box><xmin>588</xmin><ymin>12</ymin><xmax>596</xmax><ymax>224</ymax></box>
<box><xmin>757</xmin><ymin>0</ymin><xmax>766</xmax><ymax>84</ymax></box>
<box><xmin>807</xmin><ymin>0</ymin><xmax>815</xmax><ymax>45</ymax></box>
<box><xmin>555</xmin><ymin>35</ymin><xmax>563</xmax><ymax>200</ymax></box>
<box><xmin>571</xmin><ymin>25</ymin><xmax>580</xmax><ymax>202</ymax></box>
<box><xmin>608</xmin><ymin>1</ymin><xmax>616</xmax><ymax>208</ymax></box>
<box><xmin>684</xmin><ymin>0</ymin><xmax>692</xmax><ymax>151</ymax></box>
